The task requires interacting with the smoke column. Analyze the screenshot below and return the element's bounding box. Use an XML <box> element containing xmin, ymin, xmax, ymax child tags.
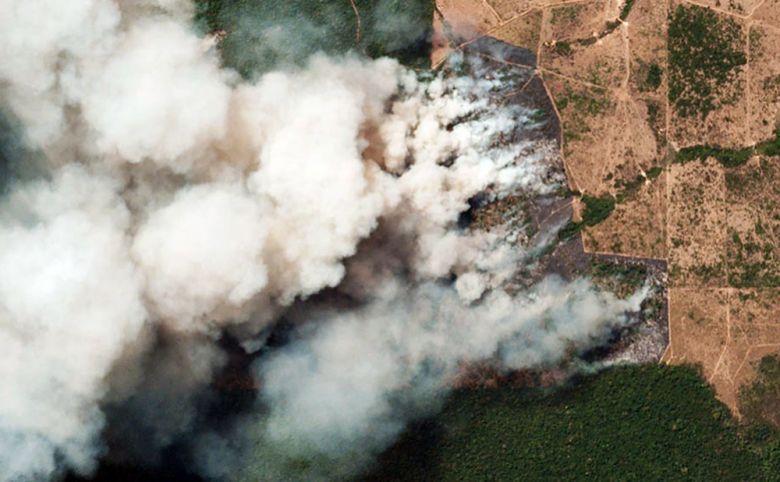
<box><xmin>0</xmin><ymin>1</ymin><xmax>646</xmax><ymax>480</ymax></box>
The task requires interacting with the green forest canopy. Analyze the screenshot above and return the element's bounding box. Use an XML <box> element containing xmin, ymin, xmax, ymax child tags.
<box><xmin>366</xmin><ymin>364</ymin><xmax>780</xmax><ymax>481</ymax></box>
<box><xmin>194</xmin><ymin>0</ymin><xmax>435</xmax><ymax>78</ymax></box>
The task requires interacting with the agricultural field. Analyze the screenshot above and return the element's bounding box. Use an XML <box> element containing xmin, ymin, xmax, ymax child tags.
<box><xmin>161</xmin><ymin>0</ymin><xmax>780</xmax><ymax>476</ymax></box>
<box><xmin>668</xmin><ymin>2</ymin><xmax>748</xmax><ymax>146</ymax></box>
<box><xmin>433</xmin><ymin>0</ymin><xmax>780</xmax><ymax>413</ymax></box>
<box><xmin>193</xmin><ymin>0</ymin><xmax>780</xmax><ymax>445</ymax></box>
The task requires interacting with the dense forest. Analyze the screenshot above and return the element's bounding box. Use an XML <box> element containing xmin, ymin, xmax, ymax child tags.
<box><xmin>365</xmin><ymin>363</ymin><xmax>780</xmax><ymax>481</ymax></box>
<box><xmin>194</xmin><ymin>0</ymin><xmax>435</xmax><ymax>77</ymax></box>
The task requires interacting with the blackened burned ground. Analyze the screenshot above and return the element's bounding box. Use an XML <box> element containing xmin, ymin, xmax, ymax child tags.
<box><xmin>460</xmin><ymin>37</ymin><xmax>669</xmax><ymax>365</ymax></box>
<box><xmin>464</xmin><ymin>37</ymin><xmax>561</xmax><ymax>142</ymax></box>
<box><xmin>587</xmin><ymin>252</ymin><xmax>668</xmax><ymax>363</ymax></box>
<box><xmin>540</xmin><ymin>238</ymin><xmax>669</xmax><ymax>363</ymax></box>
<box><xmin>68</xmin><ymin>35</ymin><xmax>670</xmax><ymax>482</ymax></box>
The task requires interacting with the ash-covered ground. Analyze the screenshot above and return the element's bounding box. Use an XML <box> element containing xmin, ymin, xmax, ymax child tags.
<box><xmin>455</xmin><ymin>38</ymin><xmax>669</xmax><ymax>371</ymax></box>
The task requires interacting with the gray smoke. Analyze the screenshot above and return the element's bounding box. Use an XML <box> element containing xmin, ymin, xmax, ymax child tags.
<box><xmin>196</xmin><ymin>278</ymin><xmax>645</xmax><ymax>481</ymax></box>
<box><xmin>0</xmin><ymin>1</ymin><xmax>645</xmax><ymax>481</ymax></box>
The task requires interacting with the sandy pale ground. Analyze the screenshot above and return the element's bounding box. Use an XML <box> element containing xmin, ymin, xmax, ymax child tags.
<box><xmin>435</xmin><ymin>0</ymin><xmax>780</xmax><ymax>413</ymax></box>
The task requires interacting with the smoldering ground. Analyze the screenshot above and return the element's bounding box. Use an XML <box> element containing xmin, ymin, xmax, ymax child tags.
<box><xmin>0</xmin><ymin>1</ymin><xmax>646</xmax><ymax>481</ymax></box>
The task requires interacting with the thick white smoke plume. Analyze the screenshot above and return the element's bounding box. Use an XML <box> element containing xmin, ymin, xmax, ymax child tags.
<box><xmin>0</xmin><ymin>166</ymin><xmax>146</xmax><ymax>481</ymax></box>
<box><xmin>0</xmin><ymin>1</ymin><xmax>645</xmax><ymax>481</ymax></box>
<box><xmin>196</xmin><ymin>279</ymin><xmax>645</xmax><ymax>481</ymax></box>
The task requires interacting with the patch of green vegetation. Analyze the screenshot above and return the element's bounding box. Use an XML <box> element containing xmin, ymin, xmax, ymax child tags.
<box><xmin>582</xmin><ymin>194</ymin><xmax>616</xmax><ymax>225</ymax></box>
<box><xmin>738</xmin><ymin>355</ymin><xmax>780</xmax><ymax>474</ymax></box>
<box><xmin>556</xmin><ymin>85</ymin><xmax>612</xmax><ymax>143</ymax></box>
<box><xmin>725</xmin><ymin>172</ymin><xmax>740</xmax><ymax>191</ymax></box>
<box><xmin>644</xmin><ymin>100</ymin><xmax>668</xmax><ymax>148</ymax></box>
<box><xmin>557</xmin><ymin>219</ymin><xmax>583</xmax><ymax>240</ymax></box>
<box><xmin>0</xmin><ymin>108</ymin><xmax>40</xmax><ymax>191</ymax></box>
<box><xmin>615</xmin><ymin>174</ymin><xmax>646</xmax><ymax>203</ymax></box>
<box><xmin>741</xmin><ymin>356</ymin><xmax>780</xmax><ymax>429</ymax></box>
<box><xmin>550</xmin><ymin>4</ymin><xmax>582</xmax><ymax>25</ymax></box>
<box><xmin>728</xmin><ymin>262</ymin><xmax>780</xmax><ymax>288</ymax></box>
<box><xmin>194</xmin><ymin>0</ymin><xmax>434</xmax><ymax>78</ymax></box>
<box><xmin>590</xmin><ymin>260</ymin><xmax>648</xmax><ymax>296</ymax></box>
<box><xmin>568</xmin><ymin>90</ymin><xmax>612</xmax><ymax>116</ymax></box>
<box><xmin>725</xmin><ymin>163</ymin><xmax>763</xmax><ymax>194</ymax></box>
<box><xmin>559</xmin><ymin>195</ymin><xmax>616</xmax><ymax>240</ymax></box>
<box><xmin>194</xmin><ymin>0</ymin><xmax>221</xmax><ymax>32</ymax></box>
<box><xmin>562</xmin><ymin>130</ymin><xmax>580</xmax><ymax>143</ymax></box>
<box><xmin>602</xmin><ymin>0</ymin><xmax>635</xmax><ymax>33</ymax></box>
<box><xmin>587</xmin><ymin>66</ymin><xmax>603</xmax><ymax>85</ymax></box>
<box><xmin>620</xmin><ymin>0</ymin><xmax>636</xmax><ymax>20</ymax></box>
<box><xmin>647</xmin><ymin>101</ymin><xmax>660</xmax><ymax>121</ymax></box>
<box><xmin>601</xmin><ymin>2</ymin><xmax>635</xmax><ymax>36</ymax></box>
<box><xmin>668</xmin><ymin>4</ymin><xmax>747</xmax><ymax>118</ymax></box>
<box><xmin>676</xmin><ymin>144</ymin><xmax>753</xmax><ymax>168</ymax></box>
<box><xmin>727</xmin><ymin>223</ymin><xmax>780</xmax><ymax>288</ymax></box>
<box><xmin>529</xmin><ymin>109</ymin><xmax>547</xmax><ymax>124</ymax></box>
<box><xmin>714</xmin><ymin>147</ymin><xmax>753</xmax><ymax>168</ymax></box>
<box><xmin>758</xmin><ymin>128</ymin><xmax>780</xmax><ymax>157</ymax></box>
<box><xmin>644</xmin><ymin>63</ymin><xmax>663</xmax><ymax>91</ymax></box>
<box><xmin>675</xmin><ymin>128</ymin><xmax>780</xmax><ymax>168</ymax></box>
<box><xmin>750</xmin><ymin>26</ymin><xmax>765</xmax><ymax>54</ymax></box>
<box><xmin>762</xmin><ymin>74</ymin><xmax>780</xmax><ymax>93</ymax></box>
<box><xmin>605</xmin><ymin>19</ymin><xmax>621</xmax><ymax>31</ymax></box>
<box><xmin>690</xmin><ymin>262</ymin><xmax>724</xmax><ymax>283</ymax></box>
<box><xmin>552</xmin><ymin>41</ymin><xmax>572</xmax><ymax>57</ymax></box>
<box><xmin>366</xmin><ymin>365</ymin><xmax>769</xmax><ymax>481</ymax></box>
<box><xmin>647</xmin><ymin>166</ymin><xmax>663</xmax><ymax>179</ymax></box>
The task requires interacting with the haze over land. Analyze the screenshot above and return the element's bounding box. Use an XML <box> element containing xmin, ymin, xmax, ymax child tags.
<box><xmin>0</xmin><ymin>1</ymin><xmax>651</xmax><ymax>480</ymax></box>
<box><xmin>449</xmin><ymin>0</ymin><xmax>780</xmax><ymax>414</ymax></box>
<box><xmin>6</xmin><ymin>0</ymin><xmax>780</xmax><ymax>479</ymax></box>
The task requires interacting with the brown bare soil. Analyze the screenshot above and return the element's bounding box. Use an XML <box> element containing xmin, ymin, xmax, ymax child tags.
<box><xmin>627</xmin><ymin>0</ymin><xmax>668</xmax><ymax>146</ymax></box>
<box><xmin>754</xmin><ymin>0</ymin><xmax>780</xmax><ymax>28</ymax></box>
<box><xmin>725</xmin><ymin>156</ymin><xmax>780</xmax><ymax>287</ymax></box>
<box><xmin>485</xmin><ymin>0</ymin><xmax>535</xmax><ymax>21</ymax></box>
<box><xmin>583</xmin><ymin>169</ymin><xmax>667</xmax><ymax>258</ymax></box>
<box><xmin>543</xmin><ymin>28</ymin><xmax>626</xmax><ymax>89</ymax></box>
<box><xmin>666</xmin><ymin>287</ymin><xmax>729</xmax><ymax>381</ymax></box>
<box><xmin>545</xmin><ymin>76</ymin><xmax>620</xmax><ymax>195</ymax></box>
<box><xmin>667</xmin><ymin>158</ymin><xmax>727</xmax><ymax>287</ymax></box>
<box><xmin>667</xmin><ymin>288</ymin><xmax>780</xmax><ymax>414</ymax></box>
<box><xmin>436</xmin><ymin>0</ymin><xmax>501</xmax><ymax>41</ymax></box>
<box><xmin>748</xmin><ymin>23</ymin><xmax>780</xmax><ymax>143</ymax></box>
<box><xmin>687</xmin><ymin>0</ymin><xmax>762</xmax><ymax>16</ymax></box>
<box><xmin>489</xmin><ymin>9</ymin><xmax>543</xmax><ymax>51</ymax></box>
<box><xmin>436</xmin><ymin>0</ymin><xmax>780</xmax><ymax>414</ymax></box>
<box><xmin>543</xmin><ymin>1</ymin><xmax>610</xmax><ymax>42</ymax></box>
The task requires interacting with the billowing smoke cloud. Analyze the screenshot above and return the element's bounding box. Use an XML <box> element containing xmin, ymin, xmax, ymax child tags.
<box><xmin>0</xmin><ymin>1</ymin><xmax>646</xmax><ymax>481</ymax></box>
<box><xmin>78</xmin><ymin>18</ymin><xmax>232</xmax><ymax>170</ymax></box>
<box><xmin>0</xmin><ymin>166</ymin><xmax>146</xmax><ymax>480</ymax></box>
<box><xmin>133</xmin><ymin>184</ymin><xmax>268</xmax><ymax>332</ymax></box>
<box><xmin>197</xmin><ymin>279</ymin><xmax>645</xmax><ymax>481</ymax></box>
